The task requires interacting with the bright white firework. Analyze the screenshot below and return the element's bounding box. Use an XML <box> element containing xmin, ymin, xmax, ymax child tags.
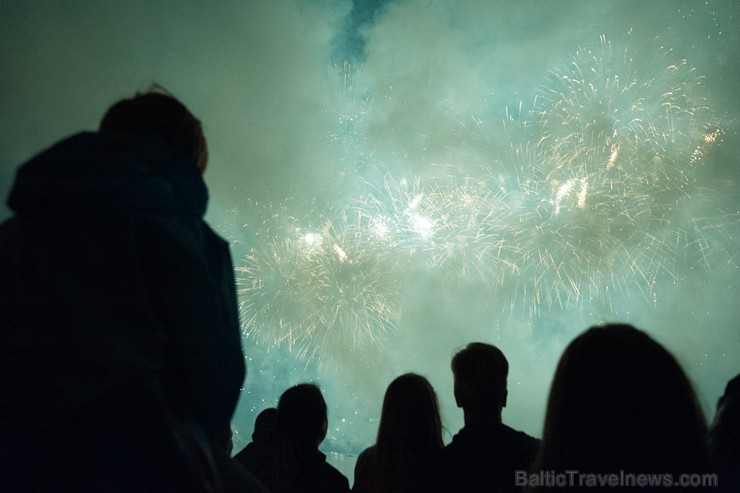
<box><xmin>236</xmin><ymin>207</ymin><xmax>404</xmax><ymax>367</ymax></box>
<box><xmin>235</xmin><ymin>35</ymin><xmax>729</xmax><ymax>364</ymax></box>
<box><xmin>499</xmin><ymin>34</ymin><xmax>726</xmax><ymax>312</ymax></box>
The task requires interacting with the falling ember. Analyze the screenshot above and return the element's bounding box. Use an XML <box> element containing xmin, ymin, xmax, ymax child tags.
<box><xmin>606</xmin><ymin>144</ymin><xmax>619</xmax><ymax>169</ymax></box>
<box><xmin>577</xmin><ymin>179</ymin><xmax>588</xmax><ymax>209</ymax></box>
<box><xmin>333</xmin><ymin>243</ymin><xmax>348</xmax><ymax>262</ymax></box>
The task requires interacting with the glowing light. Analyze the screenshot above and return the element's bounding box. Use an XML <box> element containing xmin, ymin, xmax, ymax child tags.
<box><xmin>370</xmin><ymin>216</ymin><xmax>390</xmax><ymax>238</ymax></box>
<box><xmin>332</xmin><ymin>243</ymin><xmax>348</xmax><ymax>262</ymax></box>
<box><xmin>236</xmin><ymin>211</ymin><xmax>404</xmax><ymax>366</ymax></box>
<box><xmin>408</xmin><ymin>212</ymin><xmax>434</xmax><ymax>239</ymax></box>
<box><xmin>303</xmin><ymin>232</ymin><xmax>322</xmax><ymax>249</ymax></box>
<box><xmin>607</xmin><ymin>144</ymin><xmax>619</xmax><ymax>169</ymax></box>
<box><xmin>234</xmin><ymin>35</ymin><xmax>731</xmax><ymax>366</ymax></box>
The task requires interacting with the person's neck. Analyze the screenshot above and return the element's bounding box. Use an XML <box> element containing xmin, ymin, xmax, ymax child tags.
<box><xmin>463</xmin><ymin>407</ymin><xmax>502</xmax><ymax>426</ymax></box>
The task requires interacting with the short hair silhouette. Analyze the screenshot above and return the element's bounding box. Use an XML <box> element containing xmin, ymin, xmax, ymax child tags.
<box><xmin>99</xmin><ymin>87</ymin><xmax>208</xmax><ymax>172</ymax></box>
<box><xmin>440</xmin><ymin>343</ymin><xmax>538</xmax><ymax>493</ymax></box>
<box><xmin>452</xmin><ymin>342</ymin><xmax>508</xmax><ymax>411</ymax></box>
<box><xmin>277</xmin><ymin>383</ymin><xmax>327</xmax><ymax>445</ymax></box>
<box><xmin>252</xmin><ymin>407</ymin><xmax>278</xmax><ymax>443</ymax></box>
<box><xmin>536</xmin><ymin>324</ymin><xmax>708</xmax><ymax>475</ymax></box>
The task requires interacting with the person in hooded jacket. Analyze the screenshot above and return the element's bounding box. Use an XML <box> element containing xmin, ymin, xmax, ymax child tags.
<box><xmin>0</xmin><ymin>89</ymin><xmax>264</xmax><ymax>493</ymax></box>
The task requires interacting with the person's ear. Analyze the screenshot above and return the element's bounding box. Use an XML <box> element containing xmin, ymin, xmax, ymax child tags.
<box><xmin>502</xmin><ymin>389</ymin><xmax>508</xmax><ymax>408</ymax></box>
<box><xmin>318</xmin><ymin>418</ymin><xmax>328</xmax><ymax>445</ymax></box>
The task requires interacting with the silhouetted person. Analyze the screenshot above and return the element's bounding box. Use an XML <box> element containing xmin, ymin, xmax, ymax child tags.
<box><xmin>253</xmin><ymin>407</ymin><xmax>280</xmax><ymax>444</ymax></box>
<box><xmin>233</xmin><ymin>407</ymin><xmax>279</xmax><ymax>477</ymax></box>
<box><xmin>0</xmin><ymin>88</ymin><xmax>264</xmax><ymax>492</ymax></box>
<box><xmin>245</xmin><ymin>383</ymin><xmax>350</xmax><ymax>493</ymax></box>
<box><xmin>529</xmin><ymin>324</ymin><xmax>710</xmax><ymax>492</ymax></box>
<box><xmin>437</xmin><ymin>342</ymin><xmax>539</xmax><ymax>493</ymax></box>
<box><xmin>709</xmin><ymin>373</ymin><xmax>740</xmax><ymax>492</ymax></box>
<box><xmin>353</xmin><ymin>373</ymin><xmax>444</xmax><ymax>493</ymax></box>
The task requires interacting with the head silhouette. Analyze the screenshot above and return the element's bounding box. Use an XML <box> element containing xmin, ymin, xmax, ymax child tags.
<box><xmin>99</xmin><ymin>87</ymin><xmax>208</xmax><ymax>173</ymax></box>
<box><xmin>452</xmin><ymin>342</ymin><xmax>509</xmax><ymax>421</ymax></box>
<box><xmin>538</xmin><ymin>324</ymin><xmax>708</xmax><ymax>474</ymax></box>
<box><xmin>252</xmin><ymin>407</ymin><xmax>278</xmax><ymax>444</ymax></box>
<box><xmin>712</xmin><ymin>373</ymin><xmax>740</xmax><ymax>428</ymax></box>
<box><xmin>708</xmin><ymin>373</ymin><xmax>740</xmax><ymax>492</ymax></box>
<box><xmin>376</xmin><ymin>373</ymin><xmax>443</xmax><ymax>452</ymax></box>
<box><xmin>277</xmin><ymin>383</ymin><xmax>328</xmax><ymax>446</ymax></box>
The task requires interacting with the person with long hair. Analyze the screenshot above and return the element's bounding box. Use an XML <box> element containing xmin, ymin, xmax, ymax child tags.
<box><xmin>353</xmin><ymin>373</ymin><xmax>444</xmax><ymax>493</ymax></box>
<box><xmin>528</xmin><ymin>324</ymin><xmax>710</xmax><ymax>491</ymax></box>
<box><xmin>708</xmin><ymin>373</ymin><xmax>740</xmax><ymax>493</ymax></box>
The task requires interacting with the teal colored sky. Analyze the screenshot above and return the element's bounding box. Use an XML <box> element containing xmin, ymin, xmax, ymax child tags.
<box><xmin>2</xmin><ymin>1</ymin><xmax>738</xmax><ymax>479</ymax></box>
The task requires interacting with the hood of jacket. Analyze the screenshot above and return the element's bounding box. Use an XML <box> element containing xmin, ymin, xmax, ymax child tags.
<box><xmin>7</xmin><ymin>132</ymin><xmax>208</xmax><ymax>217</ymax></box>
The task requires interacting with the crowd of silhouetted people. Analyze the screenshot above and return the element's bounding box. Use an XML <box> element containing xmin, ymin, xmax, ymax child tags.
<box><xmin>232</xmin><ymin>330</ymin><xmax>739</xmax><ymax>493</ymax></box>
<box><xmin>1</xmin><ymin>89</ymin><xmax>737</xmax><ymax>492</ymax></box>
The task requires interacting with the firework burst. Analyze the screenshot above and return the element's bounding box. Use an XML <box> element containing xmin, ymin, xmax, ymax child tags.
<box><xmin>493</xmin><ymin>34</ymin><xmax>726</xmax><ymax>312</ymax></box>
<box><xmin>236</xmin><ymin>206</ymin><xmax>404</xmax><ymax>366</ymax></box>
<box><xmin>235</xmin><ymin>35</ymin><xmax>729</xmax><ymax>365</ymax></box>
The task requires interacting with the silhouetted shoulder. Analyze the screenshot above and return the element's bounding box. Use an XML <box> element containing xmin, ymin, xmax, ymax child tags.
<box><xmin>0</xmin><ymin>88</ymin><xmax>246</xmax><ymax>491</ymax></box>
<box><xmin>439</xmin><ymin>422</ymin><xmax>539</xmax><ymax>493</ymax></box>
<box><xmin>242</xmin><ymin>384</ymin><xmax>350</xmax><ymax>493</ymax></box>
<box><xmin>316</xmin><ymin>453</ymin><xmax>351</xmax><ymax>493</ymax></box>
<box><xmin>708</xmin><ymin>373</ymin><xmax>740</xmax><ymax>493</ymax></box>
<box><xmin>352</xmin><ymin>445</ymin><xmax>377</xmax><ymax>492</ymax></box>
<box><xmin>352</xmin><ymin>373</ymin><xmax>444</xmax><ymax>493</ymax></box>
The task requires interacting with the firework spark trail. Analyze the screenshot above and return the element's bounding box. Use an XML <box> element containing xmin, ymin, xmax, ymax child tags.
<box><xmin>424</xmin><ymin>177</ymin><xmax>516</xmax><ymax>286</ymax></box>
<box><xmin>236</xmin><ymin>237</ymin><xmax>312</xmax><ymax>350</ymax></box>
<box><xmin>298</xmin><ymin>229</ymin><xmax>403</xmax><ymax>361</ymax></box>
<box><xmin>235</xmin><ymin>36</ymin><xmax>729</xmax><ymax>365</ymax></box>
<box><xmin>352</xmin><ymin>174</ymin><xmax>442</xmax><ymax>253</ymax></box>
<box><xmin>497</xmin><ymin>34</ymin><xmax>726</xmax><ymax>312</ymax></box>
<box><xmin>236</xmin><ymin>203</ymin><xmax>405</xmax><ymax>365</ymax></box>
<box><xmin>536</xmin><ymin>36</ymin><xmax>712</xmax><ymax>202</ymax></box>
